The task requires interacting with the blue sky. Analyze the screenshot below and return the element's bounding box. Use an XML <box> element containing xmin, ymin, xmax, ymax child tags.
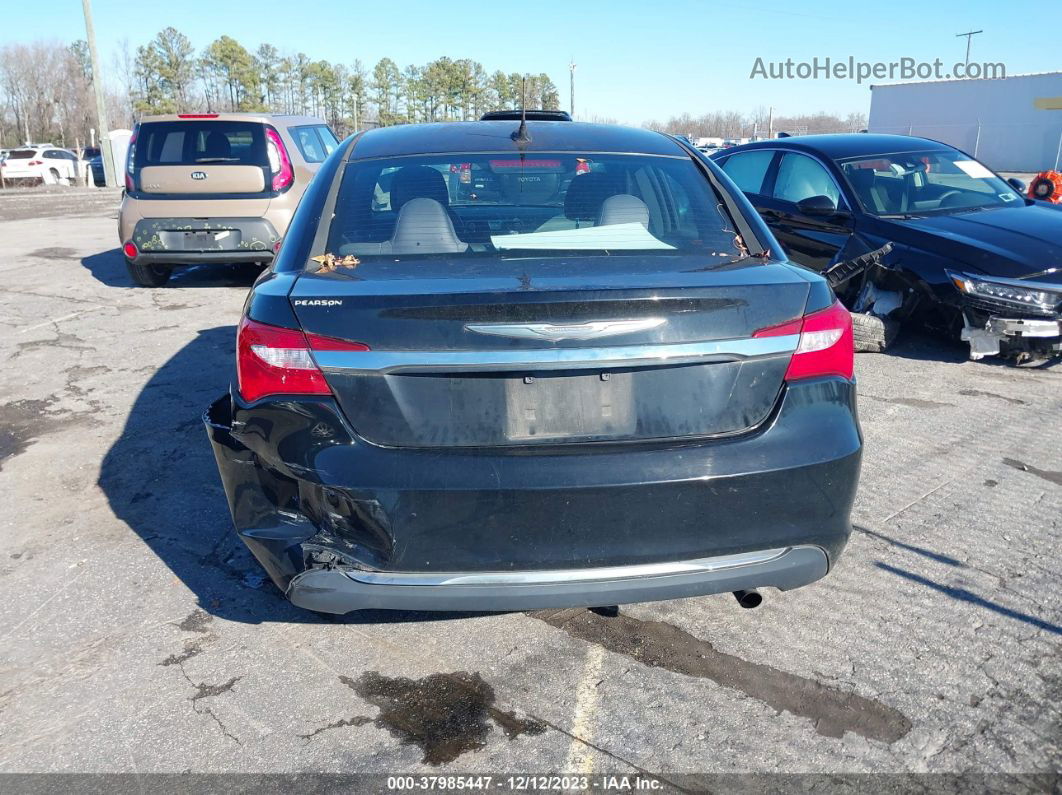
<box><xmin>5</xmin><ymin>0</ymin><xmax>1058</xmax><ymax>123</ymax></box>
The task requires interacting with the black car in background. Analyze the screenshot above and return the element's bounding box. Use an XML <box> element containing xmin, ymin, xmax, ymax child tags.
<box><xmin>205</xmin><ymin>120</ymin><xmax>862</xmax><ymax>615</ymax></box>
<box><xmin>712</xmin><ymin>135</ymin><xmax>1062</xmax><ymax>361</ymax></box>
<box><xmin>83</xmin><ymin>148</ymin><xmax>104</xmax><ymax>187</ymax></box>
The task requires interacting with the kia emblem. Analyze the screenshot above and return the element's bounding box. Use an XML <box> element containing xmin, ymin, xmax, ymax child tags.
<box><xmin>190</xmin><ymin>171</ymin><xmax>207</xmax><ymax>180</ymax></box>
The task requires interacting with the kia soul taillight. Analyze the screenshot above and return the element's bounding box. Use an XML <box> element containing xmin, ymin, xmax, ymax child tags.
<box><xmin>236</xmin><ymin>317</ymin><xmax>368</xmax><ymax>403</ymax></box>
<box><xmin>265</xmin><ymin>127</ymin><xmax>293</xmax><ymax>192</ymax></box>
<box><xmin>753</xmin><ymin>300</ymin><xmax>854</xmax><ymax>381</ymax></box>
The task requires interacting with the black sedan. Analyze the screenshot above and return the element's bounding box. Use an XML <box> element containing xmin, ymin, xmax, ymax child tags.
<box><xmin>205</xmin><ymin>119</ymin><xmax>861</xmax><ymax>615</ymax></box>
<box><xmin>711</xmin><ymin>134</ymin><xmax>1062</xmax><ymax>362</ymax></box>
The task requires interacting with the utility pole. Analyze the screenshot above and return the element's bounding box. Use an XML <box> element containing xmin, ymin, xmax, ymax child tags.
<box><xmin>768</xmin><ymin>106</ymin><xmax>774</xmax><ymax>139</ymax></box>
<box><xmin>956</xmin><ymin>29</ymin><xmax>983</xmax><ymax>68</ymax></box>
<box><xmin>82</xmin><ymin>0</ymin><xmax>115</xmax><ymax>187</ymax></box>
<box><xmin>569</xmin><ymin>59</ymin><xmax>576</xmax><ymax>119</ymax></box>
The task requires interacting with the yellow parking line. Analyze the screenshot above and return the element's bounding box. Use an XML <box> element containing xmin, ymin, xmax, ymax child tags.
<box><xmin>563</xmin><ymin>643</ymin><xmax>605</xmax><ymax>774</ymax></box>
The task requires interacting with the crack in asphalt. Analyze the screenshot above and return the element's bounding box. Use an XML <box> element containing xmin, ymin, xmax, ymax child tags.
<box><xmin>189</xmin><ymin>676</ymin><xmax>241</xmax><ymax>703</ymax></box>
<box><xmin>158</xmin><ymin>635</ymin><xmax>214</xmax><ymax>667</ymax></box>
<box><xmin>167</xmin><ymin>640</ymin><xmax>243</xmax><ymax>746</ymax></box>
<box><xmin>298</xmin><ymin>714</ymin><xmax>372</xmax><ymax>740</ymax></box>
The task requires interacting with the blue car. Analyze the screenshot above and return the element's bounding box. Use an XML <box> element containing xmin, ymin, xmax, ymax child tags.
<box><xmin>712</xmin><ymin>135</ymin><xmax>1062</xmax><ymax>361</ymax></box>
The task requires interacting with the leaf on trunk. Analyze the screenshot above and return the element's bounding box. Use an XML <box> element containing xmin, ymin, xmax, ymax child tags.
<box><xmin>311</xmin><ymin>253</ymin><xmax>360</xmax><ymax>273</ymax></box>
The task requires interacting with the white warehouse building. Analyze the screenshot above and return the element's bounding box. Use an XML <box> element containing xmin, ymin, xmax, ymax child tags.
<box><xmin>868</xmin><ymin>71</ymin><xmax>1062</xmax><ymax>172</ymax></box>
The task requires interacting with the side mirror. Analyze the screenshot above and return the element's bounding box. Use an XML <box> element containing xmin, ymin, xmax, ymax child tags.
<box><xmin>1007</xmin><ymin>177</ymin><xmax>1027</xmax><ymax>193</ymax></box>
<box><xmin>796</xmin><ymin>194</ymin><xmax>844</xmax><ymax>217</ymax></box>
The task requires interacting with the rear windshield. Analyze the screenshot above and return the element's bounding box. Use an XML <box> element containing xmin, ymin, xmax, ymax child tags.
<box><xmin>133</xmin><ymin>121</ymin><xmax>268</xmax><ymax>168</ymax></box>
<box><xmin>6</xmin><ymin>150</ymin><xmax>34</xmax><ymax>159</ymax></box>
<box><xmin>324</xmin><ymin>153</ymin><xmax>743</xmax><ymax>262</ymax></box>
<box><xmin>289</xmin><ymin>125</ymin><xmax>339</xmax><ymax>163</ymax></box>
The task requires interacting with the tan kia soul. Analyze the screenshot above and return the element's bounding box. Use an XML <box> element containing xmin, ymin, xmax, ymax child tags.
<box><xmin>118</xmin><ymin>113</ymin><xmax>337</xmax><ymax>286</ymax></box>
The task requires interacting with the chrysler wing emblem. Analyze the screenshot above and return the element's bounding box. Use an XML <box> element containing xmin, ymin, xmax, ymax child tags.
<box><xmin>465</xmin><ymin>318</ymin><xmax>665</xmax><ymax>342</ymax></box>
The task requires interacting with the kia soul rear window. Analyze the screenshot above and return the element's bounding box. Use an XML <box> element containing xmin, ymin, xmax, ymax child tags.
<box><xmin>325</xmin><ymin>153</ymin><xmax>744</xmax><ymax>261</ymax></box>
<box><xmin>134</xmin><ymin>121</ymin><xmax>268</xmax><ymax>168</ymax></box>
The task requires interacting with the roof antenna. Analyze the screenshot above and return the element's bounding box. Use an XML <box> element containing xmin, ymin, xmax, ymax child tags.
<box><xmin>512</xmin><ymin>77</ymin><xmax>532</xmax><ymax>144</ymax></box>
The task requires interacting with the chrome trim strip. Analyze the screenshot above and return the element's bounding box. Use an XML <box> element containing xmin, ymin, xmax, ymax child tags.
<box><xmin>987</xmin><ymin>317</ymin><xmax>1062</xmax><ymax>338</ymax></box>
<box><xmin>314</xmin><ymin>334</ymin><xmax>798</xmax><ymax>374</ymax></box>
<box><xmin>466</xmin><ymin>318</ymin><xmax>667</xmax><ymax>342</ymax></box>
<box><xmin>345</xmin><ymin>547</ymin><xmax>792</xmax><ymax>586</ymax></box>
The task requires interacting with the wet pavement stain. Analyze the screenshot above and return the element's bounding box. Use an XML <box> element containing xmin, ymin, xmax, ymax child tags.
<box><xmin>27</xmin><ymin>246</ymin><xmax>78</xmax><ymax>259</ymax></box>
<box><xmin>0</xmin><ymin>399</ymin><xmax>55</xmax><ymax>469</ymax></box>
<box><xmin>0</xmin><ymin>397</ymin><xmax>101</xmax><ymax>470</ymax></box>
<box><xmin>531</xmin><ymin>609</ymin><xmax>912</xmax><ymax>743</ymax></box>
<box><xmin>339</xmin><ymin>671</ymin><xmax>546</xmax><ymax>764</ymax></box>
<box><xmin>864</xmin><ymin>395</ymin><xmax>953</xmax><ymax>409</ymax></box>
<box><xmin>176</xmin><ymin>608</ymin><xmax>214</xmax><ymax>634</ymax></box>
<box><xmin>1002</xmin><ymin>458</ymin><xmax>1062</xmax><ymax>487</ymax></box>
<box><xmin>958</xmin><ymin>389</ymin><xmax>1026</xmax><ymax>406</ymax></box>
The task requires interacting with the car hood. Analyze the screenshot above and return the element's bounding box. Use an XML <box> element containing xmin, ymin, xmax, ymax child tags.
<box><xmin>885</xmin><ymin>203</ymin><xmax>1062</xmax><ymax>285</ymax></box>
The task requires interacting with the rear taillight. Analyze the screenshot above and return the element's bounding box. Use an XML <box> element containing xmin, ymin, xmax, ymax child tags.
<box><xmin>123</xmin><ymin>241</ymin><xmax>138</xmax><ymax>259</ymax></box>
<box><xmin>125</xmin><ymin>124</ymin><xmax>138</xmax><ymax>190</ymax></box>
<box><xmin>28</xmin><ymin>159</ymin><xmax>43</xmax><ymax>166</ymax></box>
<box><xmin>237</xmin><ymin>317</ymin><xmax>368</xmax><ymax>403</ymax></box>
<box><xmin>754</xmin><ymin>299</ymin><xmax>854</xmax><ymax>381</ymax></box>
<box><xmin>265</xmin><ymin>127</ymin><xmax>293</xmax><ymax>192</ymax></box>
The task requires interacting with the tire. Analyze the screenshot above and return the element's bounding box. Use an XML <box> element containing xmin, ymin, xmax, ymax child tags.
<box><xmin>126</xmin><ymin>258</ymin><xmax>172</xmax><ymax>287</ymax></box>
<box><xmin>851</xmin><ymin>311</ymin><xmax>898</xmax><ymax>353</ymax></box>
<box><xmin>48</xmin><ymin>168</ymin><xmax>61</xmax><ymax>185</ymax></box>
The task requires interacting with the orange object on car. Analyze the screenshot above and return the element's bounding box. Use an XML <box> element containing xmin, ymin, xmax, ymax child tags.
<box><xmin>1028</xmin><ymin>170</ymin><xmax>1062</xmax><ymax>203</ymax></box>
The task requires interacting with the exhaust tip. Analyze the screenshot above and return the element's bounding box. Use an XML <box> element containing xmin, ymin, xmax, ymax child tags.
<box><xmin>733</xmin><ymin>589</ymin><xmax>763</xmax><ymax>609</ymax></box>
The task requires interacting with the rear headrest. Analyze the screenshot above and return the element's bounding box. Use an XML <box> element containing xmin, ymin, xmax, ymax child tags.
<box><xmin>203</xmin><ymin>131</ymin><xmax>231</xmax><ymax>159</ymax></box>
<box><xmin>390</xmin><ymin>165</ymin><xmax>449</xmax><ymax>211</ymax></box>
<box><xmin>389</xmin><ymin>197</ymin><xmax>468</xmax><ymax>255</ymax></box>
<box><xmin>597</xmin><ymin>194</ymin><xmax>649</xmax><ymax>228</ymax></box>
<box><xmin>564</xmin><ymin>173</ymin><xmax>623</xmax><ymax>221</ymax></box>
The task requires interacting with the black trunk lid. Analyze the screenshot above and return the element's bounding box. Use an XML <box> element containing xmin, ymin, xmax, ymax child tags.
<box><xmin>290</xmin><ymin>256</ymin><xmax>810</xmax><ymax>447</ymax></box>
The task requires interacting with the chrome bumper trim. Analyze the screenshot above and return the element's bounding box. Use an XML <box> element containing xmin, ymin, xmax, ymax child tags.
<box><xmin>344</xmin><ymin>547</ymin><xmax>792</xmax><ymax>586</ymax></box>
<box><xmin>987</xmin><ymin>317</ymin><xmax>1062</xmax><ymax>338</ymax></box>
<box><xmin>313</xmin><ymin>335</ymin><xmax>798</xmax><ymax>374</ymax></box>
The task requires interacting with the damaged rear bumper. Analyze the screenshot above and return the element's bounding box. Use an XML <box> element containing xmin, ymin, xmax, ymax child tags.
<box><xmin>203</xmin><ymin>378</ymin><xmax>860</xmax><ymax>614</ymax></box>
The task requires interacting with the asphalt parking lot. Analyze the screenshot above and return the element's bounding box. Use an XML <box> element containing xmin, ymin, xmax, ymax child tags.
<box><xmin>0</xmin><ymin>187</ymin><xmax>1059</xmax><ymax>785</ymax></box>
